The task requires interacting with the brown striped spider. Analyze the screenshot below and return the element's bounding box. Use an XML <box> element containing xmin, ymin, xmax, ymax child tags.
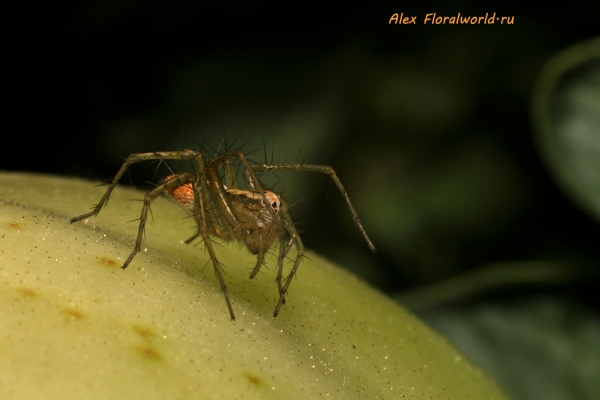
<box><xmin>71</xmin><ymin>148</ymin><xmax>376</xmax><ymax>320</ymax></box>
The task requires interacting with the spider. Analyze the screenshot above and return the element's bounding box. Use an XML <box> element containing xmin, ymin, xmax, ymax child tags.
<box><xmin>71</xmin><ymin>148</ymin><xmax>376</xmax><ymax>320</ymax></box>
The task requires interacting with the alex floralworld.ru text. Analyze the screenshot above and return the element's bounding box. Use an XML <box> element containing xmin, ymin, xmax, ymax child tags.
<box><xmin>389</xmin><ymin>13</ymin><xmax>514</xmax><ymax>25</ymax></box>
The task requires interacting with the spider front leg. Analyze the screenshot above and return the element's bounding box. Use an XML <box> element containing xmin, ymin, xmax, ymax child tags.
<box><xmin>272</xmin><ymin>202</ymin><xmax>304</xmax><ymax>317</ymax></box>
<box><xmin>166</xmin><ymin>170</ymin><xmax>240</xmax><ymax>320</ymax></box>
<box><xmin>189</xmin><ymin>176</ymin><xmax>237</xmax><ymax>321</ymax></box>
<box><xmin>248</xmin><ymin>246</ymin><xmax>267</xmax><ymax>280</ymax></box>
<box><xmin>251</xmin><ymin>163</ymin><xmax>376</xmax><ymax>253</ymax></box>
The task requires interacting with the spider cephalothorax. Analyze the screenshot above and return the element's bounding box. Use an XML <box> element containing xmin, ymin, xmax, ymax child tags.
<box><xmin>72</xmin><ymin>148</ymin><xmax>375</xmax><ymax>320</ymax></box>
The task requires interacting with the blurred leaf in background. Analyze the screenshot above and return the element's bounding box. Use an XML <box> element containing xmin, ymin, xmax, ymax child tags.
<box><xmin>421</xmin><ymin>296</ymin><xmax>600</xmax><ymax>400</ymax></box>
<box><xmin>533</xmin><ymin>37</ymin><xmax>600</xmax><ymax>222</ymax></box>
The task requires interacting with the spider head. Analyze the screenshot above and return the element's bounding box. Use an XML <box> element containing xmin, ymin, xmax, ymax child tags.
<box><xmin>263</xmin><ymin>191</ymin><xmax>282</xmax><ymax>214</ymax></box>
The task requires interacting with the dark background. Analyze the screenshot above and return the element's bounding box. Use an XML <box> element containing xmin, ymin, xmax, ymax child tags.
<box><xmin>4</xmin><ymin>2</ymin><xmax>600</xmax><ymax>398</ymax></box>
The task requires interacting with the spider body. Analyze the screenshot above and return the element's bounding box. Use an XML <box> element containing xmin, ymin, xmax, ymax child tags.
<box><xmin>71</xmin><ymin>148</ymin><xmax>375</xmax><ymax>320</ymax></box>
<box><xmin>166</xmin><ymin>180</ymin><xmax>283</xmax><ymax>255</ymax></box>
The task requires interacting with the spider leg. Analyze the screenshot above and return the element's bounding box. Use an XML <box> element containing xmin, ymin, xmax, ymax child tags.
<box><xmin>273</xmin><ymin>235</ymin><xmax>304</xmax><ymax>317</ymax></box>
<box><xmin>242</xmin><ymin>168</ymin><xmax>256</xmax><ymax>191</ymax></box>
<box><xmin>250</xmin><ymin>163</ymin><xmax>376</xmax><ymax>253</ymax></box>
<box><xmin>164</xmin><ymin>167</ymin><xmax>239</xmax><ymax>319</ymax></box>
<box><xmin>205</xmin><ymin>167</ymin><xmax>239</xmax><ymax>227</ymax></box>
<box><xmin>190</xmin><ymin>176</ymin><xmax>236</xmax><ymax>321</ymax></box>
<box><xmin>196</xmin><ymin>172</ymin><xmax>231</xmax><ymax>239</ymax></box>
<box><xmin>184</xmin><ymin>232</ymin><xmax>200</xmax><ymax>244</ymax></box>
<box><xmin>222</xmin><ymin>153</ymin><xmax>237</xmax><ymax>189</ymax></box>
<box><xmin>122</xmin><ymin>172</ymin><xmax>195</xmax><ymax>270</ymax></box>
<box><xmin>71</xmin><ymin>150</ymin><xmax>200</xmax><ymax>223</ymax></box>
<box><xmin>249</xmin><ymin>245</ymin><xmax>266</xmax><ymax>279</ymax></box>
<box><xmin>273</xmin><ymin>203</ymin><xmax>305</xmax><ymax>317</ymax></box>
<box><xmin>274</xmin><ymin>234</ymin><xmax>296</xmax><ymax>306</ymax></box>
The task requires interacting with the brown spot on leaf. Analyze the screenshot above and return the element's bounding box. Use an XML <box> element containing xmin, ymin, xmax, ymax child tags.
<box><xmin>96</xmin><ymin>256</ymin><xmax>118</xmax><ymax>267</ymax></box>
<box><xmin>243</xmin><ymin>371</ymin><xmax>262</xmax><ymax>386</ymax></box>
<box><xmin>132</xmin><ymin>324</ymin><xmax>156</xmax><ymax>340</ymax></box>
<box><xmin>63</xmin><ymin>308</ymin><xmax>84</xmax><ymax>320</ymax></box>
<box><xmin>135</xmin><ymin>346</ymin><xmax>162</xmax><ymax>360</ymax></box>
<box><xmin>17</xmin><ymin>288</ymin><xmax>36</xmax><ymax>297</ymax></box>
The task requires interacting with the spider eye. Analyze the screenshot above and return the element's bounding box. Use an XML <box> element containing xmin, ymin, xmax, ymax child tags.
<box><xmin>271</xmin><ymin>201</ymin><xmax>278</xmax><ymax>210</ymax></box>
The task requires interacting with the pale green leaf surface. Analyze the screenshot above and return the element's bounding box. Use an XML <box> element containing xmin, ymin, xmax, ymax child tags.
<box><xmin>0</xmin><ymin>172</ymin><xmax>508</xmax><ymax>399</ymax></box>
